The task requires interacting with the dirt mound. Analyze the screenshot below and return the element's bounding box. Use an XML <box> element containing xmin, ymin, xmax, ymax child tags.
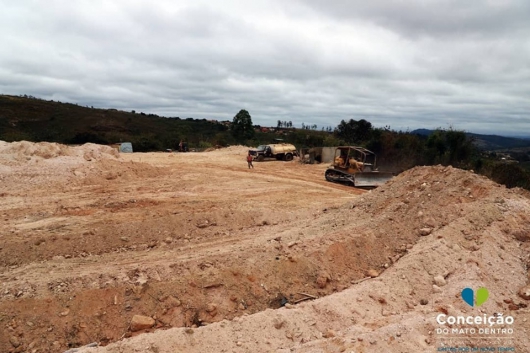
<box><xmin>0</xmin><ymin>140</ymin><xmax>118</xmax><ymax>163</ymax></box>
<box><xmin>207</xmin><ymin>145</ymin><xmax>249</xmax><ymax>154</ymax></box>
<box><xmin>75</xmin><ymin>165</ymin><xmax>530</xmax><ymax>353</ymax></box>
<box><xmin>0</xmin><ymin>141</ymin><xmax>163</xmax><ymax>190</ymax></box>
<box><xmin>0</xmin><ymin>140</ymin><xmax>73</xmax><ymax>161</ymax></box>
<box><xmin>201</xmin><ymin>146</ymin><xmax>246</xmax><ymax>153</ymax></box>
<box><xmin>71</xmin><ymin>143</ymin><xmax>120</xmax><ymax>161</ymax></box>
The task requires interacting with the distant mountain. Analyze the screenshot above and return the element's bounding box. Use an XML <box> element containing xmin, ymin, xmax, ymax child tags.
<box><xmin>467</xmin><ymin>133</ymin><xmax>530</xmax><ymax>150</ymax></box>
<box><xmin>411</xmin><ymin>129</ymin><xmax>530</xmax><ymax>150</ymax></box>
<box><xmin>410</xmin><ymin>129</ymin><xmax>432</xmax><ymax>136</ymax></box>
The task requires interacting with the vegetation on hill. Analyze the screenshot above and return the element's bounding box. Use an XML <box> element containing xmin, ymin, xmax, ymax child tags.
<box><xmin>0</xmin><ymin>95</ymin><xmax>230</xmax><ymax>151</ymax></box>
<box><xmin>1</xmin><ymin>94</ymin><xmax>529</xmax><ymax>190</ymax></box>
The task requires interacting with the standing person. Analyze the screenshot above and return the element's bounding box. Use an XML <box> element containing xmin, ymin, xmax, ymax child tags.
<box><xmin>247</xmin><ymin>152</ymin><xmax>254</xmax><ymax>169</ymax></box>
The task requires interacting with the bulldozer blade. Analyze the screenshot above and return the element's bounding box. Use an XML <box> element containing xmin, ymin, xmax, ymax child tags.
<box><xmin>354</xmin><ymin>172</ymin><xmax>393</xmax><ymax>187</ymax></box>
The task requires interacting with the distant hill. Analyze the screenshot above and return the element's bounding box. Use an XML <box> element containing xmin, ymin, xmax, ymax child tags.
<box><xmin>410</xmin><ymin>129</ymin><xmax>432</xmax><ymax>136</ymax></box>
<box><xmin>1</xmin><ymin>94</ymin><xmax>346</xmax><ymax>153</ymax></box>
<box><xmin>3</xmin><ymin>94</ymin><xmax>528</xmax><ymax>153</ymax></box>
<box><xmin>0</xmin><ymin>94</ymin><xmax>230</xmax><ymax>151</ymax></box>
<box><xmin>411</xmin><ymin>129</ymin><xmax>530</xmax><ymax>150</ymax></box>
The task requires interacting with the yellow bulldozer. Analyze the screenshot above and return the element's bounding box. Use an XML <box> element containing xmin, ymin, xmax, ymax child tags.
<box><xmin>324</xmin><ymin>146</ymin><xmax>393</xmax><ymax>187</ymax></box>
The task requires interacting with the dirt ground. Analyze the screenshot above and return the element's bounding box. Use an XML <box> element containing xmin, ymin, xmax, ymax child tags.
<box><xmin>0</xmin><ymin>141</ymin><xmax>529</xmax><ymax>353</ymax></box>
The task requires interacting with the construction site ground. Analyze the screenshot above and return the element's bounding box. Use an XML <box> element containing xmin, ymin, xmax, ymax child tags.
<box><xmin>0</xmin><ymin>141</ymin><xmax>529</xmax><ymax>353</ymax></box>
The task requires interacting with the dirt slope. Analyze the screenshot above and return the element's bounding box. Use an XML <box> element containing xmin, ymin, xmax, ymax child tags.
<box><xmin>0</xmin><ymin>141</ymin><xmax>529</xmax><ymax>353</ymax></box>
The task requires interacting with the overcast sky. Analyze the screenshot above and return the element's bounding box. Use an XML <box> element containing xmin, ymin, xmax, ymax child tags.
<box><xmin>1</xmin><ymin>0</ymin><xmax>529</xmax><ymax>136</ymax></box>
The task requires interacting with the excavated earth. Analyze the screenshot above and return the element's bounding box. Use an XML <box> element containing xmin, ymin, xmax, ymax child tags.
<box><xmin>0</xmin><ymin>141</ymin><xmax>529</xmax><ymax>353</ymax></box>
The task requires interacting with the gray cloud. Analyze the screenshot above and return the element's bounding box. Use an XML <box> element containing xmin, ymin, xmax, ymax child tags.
<box><xmin>1</xmin><ymin>0</ymin><xmax>529</xmax><ymax>136</ymax></box>
<box><xmin>295</xmin><ymin>0</ymin><xmax>530</xmax><ymax>39</ymax></box>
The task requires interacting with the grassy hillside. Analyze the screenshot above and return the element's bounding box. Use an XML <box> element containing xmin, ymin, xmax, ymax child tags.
<box><xmin>0</xmin><ymin>95</ymin><xmax>233</xmax><ymax>151</ymax></box>
<box><xmin>0</xmin><ymin>95</ymin><xmax>340</xmax><ymax>151</ymax></box>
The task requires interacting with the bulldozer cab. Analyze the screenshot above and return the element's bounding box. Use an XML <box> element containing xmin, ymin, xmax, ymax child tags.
<box><xmin>333</xmin><ymin>146</ymin><xmax>376</xmax><ymax>173</ymax></box>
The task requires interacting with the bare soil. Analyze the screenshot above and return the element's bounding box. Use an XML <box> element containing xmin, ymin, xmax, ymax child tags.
<box><xmin>0</xmin><ymin>141</ymin><xmax>529</xmax><ymax>353</ymax></box>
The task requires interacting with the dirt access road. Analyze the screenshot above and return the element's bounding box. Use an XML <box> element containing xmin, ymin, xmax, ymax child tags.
<box><xmin>1</xmin><ymin>141</ymin><xmax>529</xmax><ymax>353</ymax></box>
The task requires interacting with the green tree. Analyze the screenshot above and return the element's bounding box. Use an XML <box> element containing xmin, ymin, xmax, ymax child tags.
<box><xmin>425</xmin><ymin>130</ymin><xmax>447</xmax><ymax>164</ymax></box>
<box><xmin>231</xmin><ymin>109</ymin><xmax>254</xmax><ymax>142</ymax></box>
<box><xmin>335</xmin><ymin>119</ymin><xmax>373</xmax><ymax>143</ymax></box>
<box><xmin>424</xmin><ymin>128</ymin><xmax>476</xmax><ymax>167</ymax></box>
<box><xmin>489</xmin><ymin>163</ymin><xmax>530</xmax><ymax>189</ymax></box>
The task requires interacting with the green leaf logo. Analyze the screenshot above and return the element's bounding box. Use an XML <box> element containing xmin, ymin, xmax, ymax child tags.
<box><xmin>461</xmin><ymin>287</ymin><xmax>489</xmax><ymax>307</ymax></box>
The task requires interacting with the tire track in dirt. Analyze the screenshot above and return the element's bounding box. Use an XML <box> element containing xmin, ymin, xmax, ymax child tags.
<box><xmin>2</xmin><ymin>201</ymin><xmax>350</xmax><ymax>297</ymax></box>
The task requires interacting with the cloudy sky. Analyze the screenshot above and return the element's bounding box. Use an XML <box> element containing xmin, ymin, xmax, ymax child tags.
<box><xmin>1</xmin><ymin>0</ymin><xmax>529</xmax><ymax>136</ymax></box>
